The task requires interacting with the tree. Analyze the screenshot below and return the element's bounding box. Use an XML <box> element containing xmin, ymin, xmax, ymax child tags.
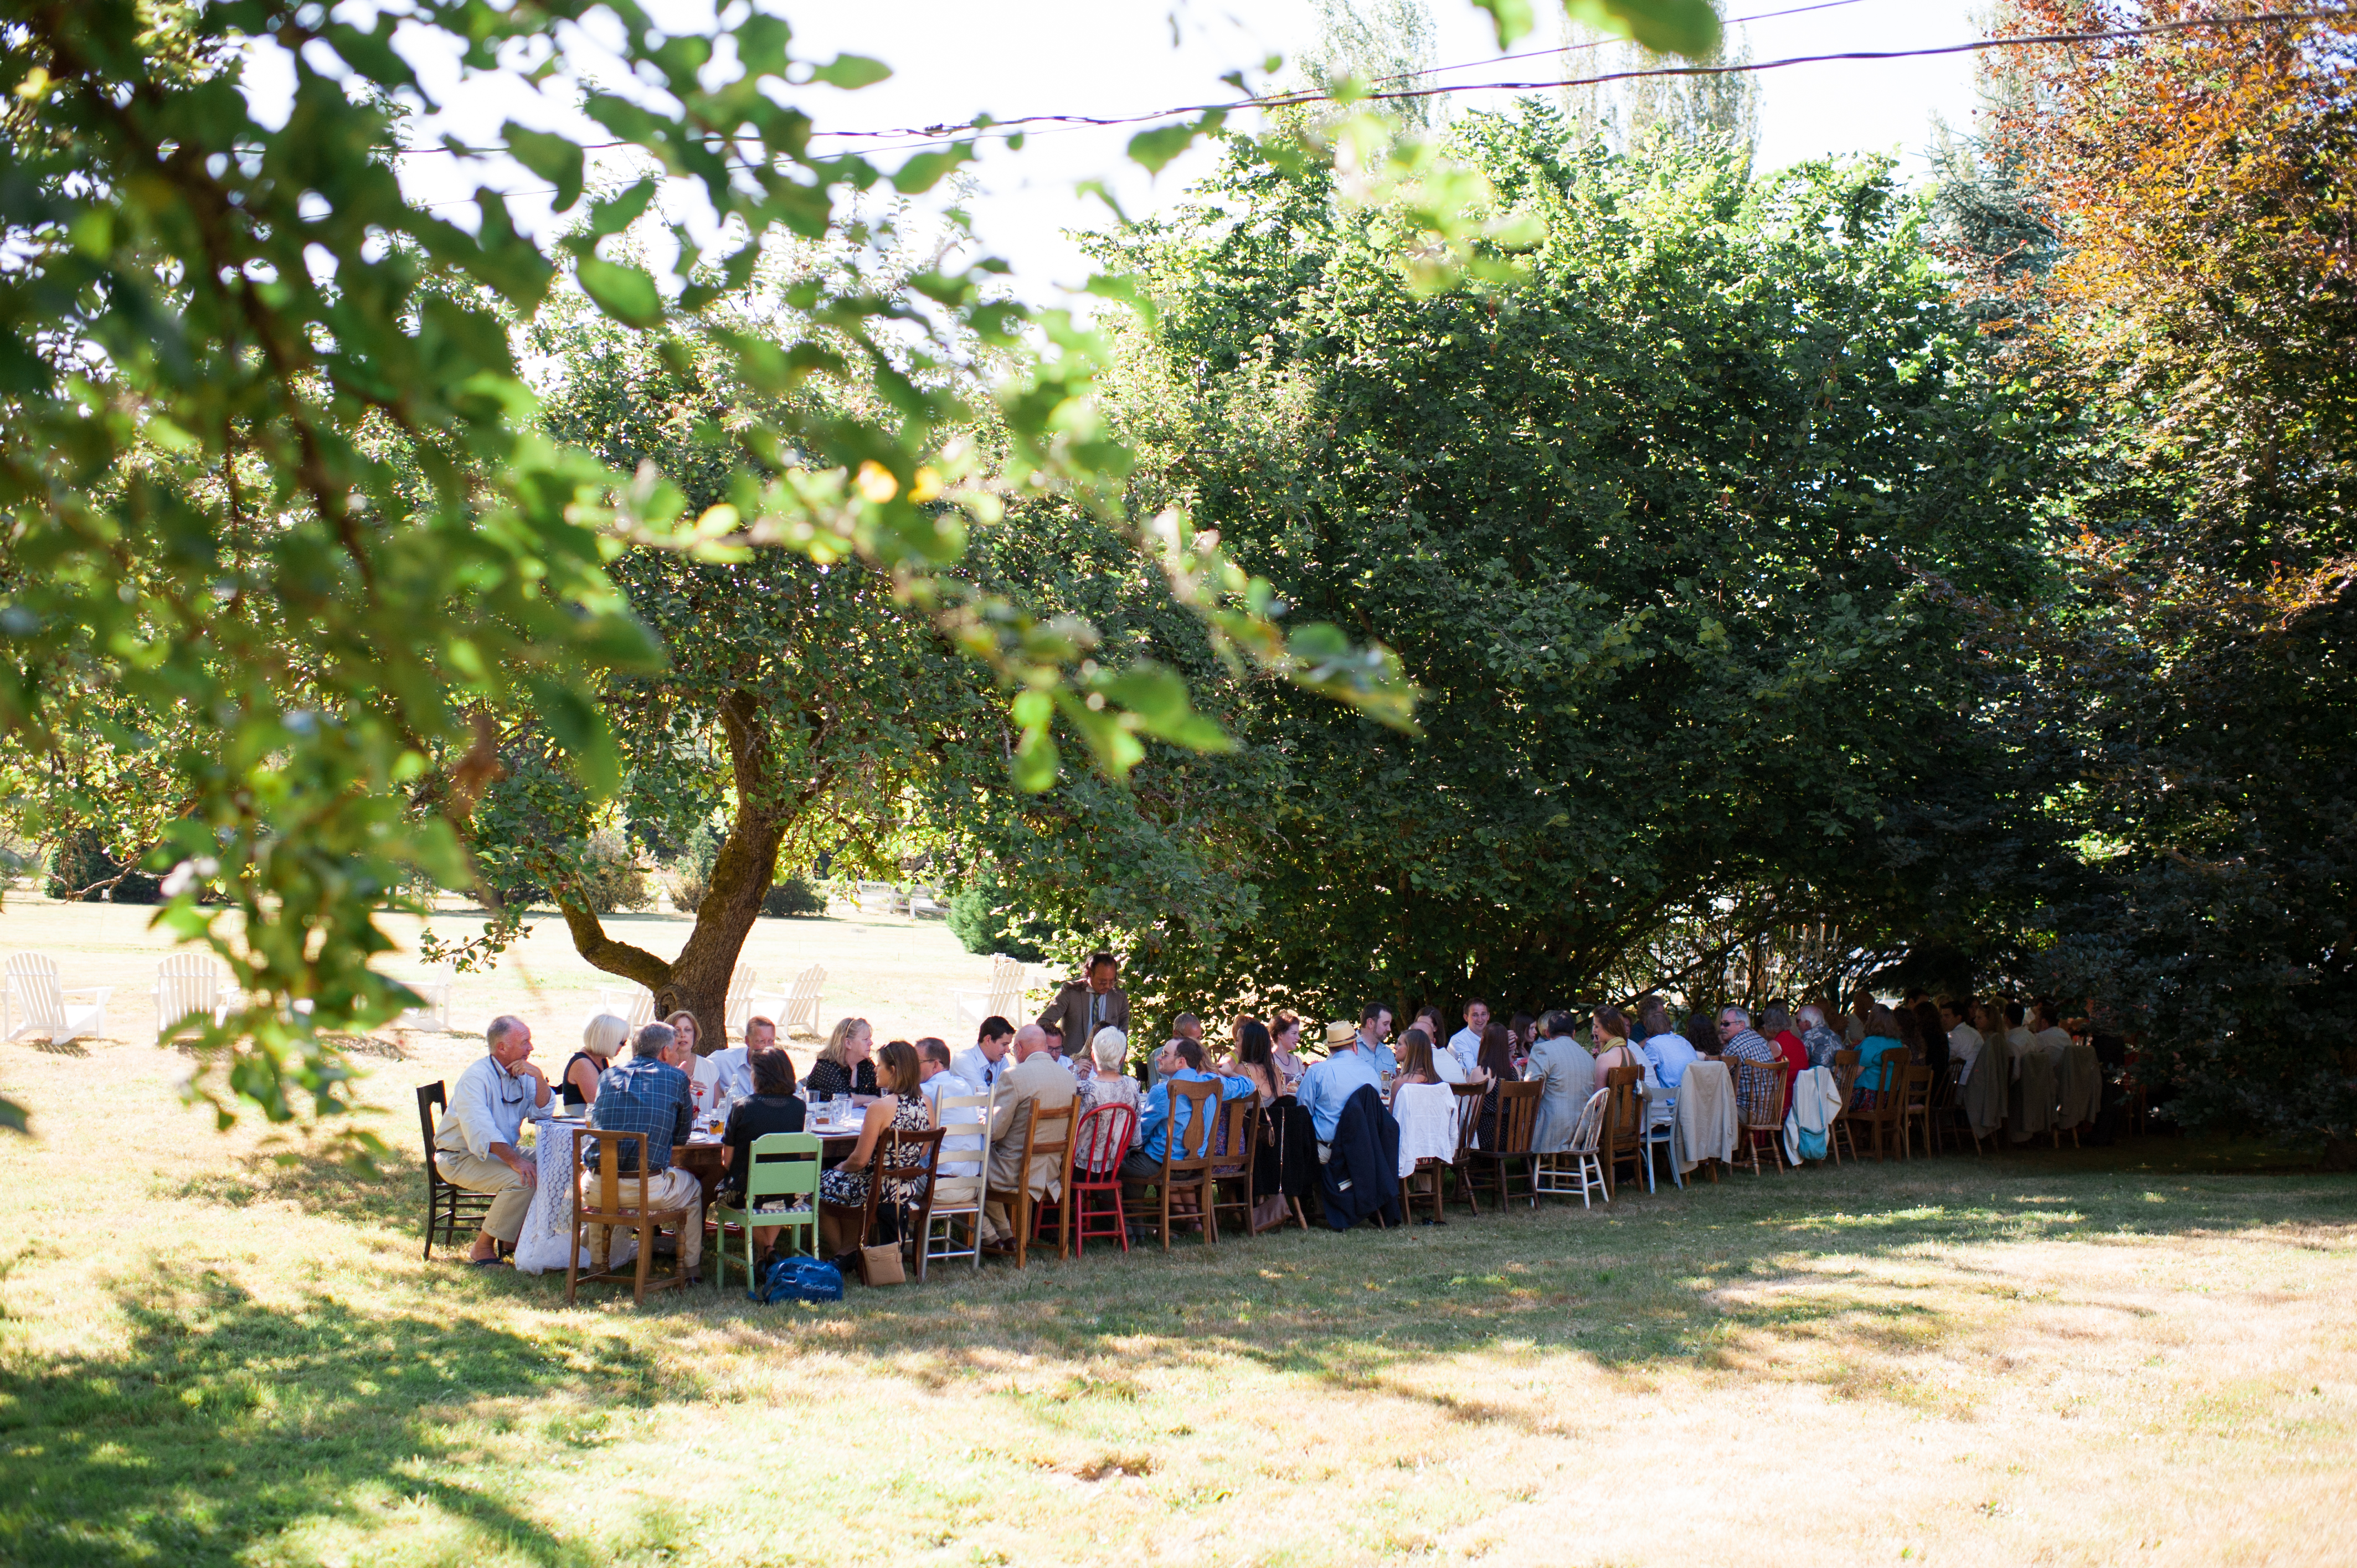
<box><xmin>1074</xmin><ymin>107</ymin><xmax>2062</xmax><ymax>1023</ymax></box>
<box><xmin>1562</xmin><ymin>2</ymin><xmax>1761</xmax><ymax>164</ymax></box>
<box><xmin>1978</xmin><ymin>3</ymin><xmax>2357</xmax><ymax>1156</ymax></box>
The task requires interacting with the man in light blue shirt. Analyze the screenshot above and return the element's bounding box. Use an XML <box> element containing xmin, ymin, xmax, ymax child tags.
<box><xmin>1295</xmin><ymin>1002</ymin><xmax>1396</xmax><ymax>1140</ymax></box>
<box><xmin>1118</xmin><ymin>1040</ymin><xmax>1257</xmax><ymax>1177</ymax></box>
<box><xmin>432</xmin><ymin>1014</ymin><xmax>551</xmax><ymax>1265</ymax></box>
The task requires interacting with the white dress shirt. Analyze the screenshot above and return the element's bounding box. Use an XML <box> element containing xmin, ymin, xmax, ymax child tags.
<box><xmin>1948</xmin><ymin>1024</ymin><xmax>1985</xmax><ymax>1081</ymax></box>
<box><xmin>436</xmin><ymin>1052</ymin><xmax>547</xmax><ymax>1159</ymax></box>
<box><xmin>1444</xmin><ymin>1026</ymin><xmax>1484</xmax><ymax>1077</ymax></box>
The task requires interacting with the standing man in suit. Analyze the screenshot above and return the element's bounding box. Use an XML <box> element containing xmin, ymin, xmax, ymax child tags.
<box><xmin>1038</xmin><ymin>951</ymin><xmax>1129</xmax><ymax>1062</ymax></box>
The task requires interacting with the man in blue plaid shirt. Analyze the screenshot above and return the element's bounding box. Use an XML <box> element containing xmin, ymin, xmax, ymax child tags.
<box><xmin>584</xmin><ymin>1021</ymin><xmax>701</xmax><ymax>1276</ymax></box>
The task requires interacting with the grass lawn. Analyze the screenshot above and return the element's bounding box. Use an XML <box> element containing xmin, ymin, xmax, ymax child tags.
<box><xmin>2</xmin><ymin>906</ymin><xmax>2354</xmax><ymax>1565</ymax></box>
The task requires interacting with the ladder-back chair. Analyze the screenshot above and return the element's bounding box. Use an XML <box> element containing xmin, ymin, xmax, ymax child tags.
<box><xmin>1009</xmin><ymin>1100</ymin><xmax>1075</xmax><ymax>1267</ymax></box>
<box><xmin>877</xmin><ymin>1126</ymin><xmax>947</xmax><ymax>1278</ymax></box>
<box><xmin>1468</xmin><ymin>1079</ymin><xmax>1543</xmax><ymax>1209</ymax></box>
<box><xmin>1826</xmin><ymin>1051</ymin><xmax>1861</xmax><ymax>1163</ymax></box>
<box><xmin>1855</xmin><ymin>1051</ymin><xmax>1907</xmax><ymax>1162</ymax></box>
<box><xmin>923</xmin><ymin>1087</ymin><xmax>995</xmax><ymax>1273</ymax></box>
<box><xmin>1602</xmin><ymin>1065</ymin><xmax>1649</xmax><ymax>1196</ymax></box>
<box><xmin>708</xmin><ymin>1131</ymin><xmax>821</xmax><ymax>1292</ymax></box>
<box><xmin>1731</xmin><ymin>1056</ymin><xmax>1792</xmax><ymax>1174</ymax></box>
<box><xmin>1447</xmin><ymin>1081</ymin><xmax>1486</xmax><ymax>1216</ymax></box>
<box><xmin>415</xmin><ymin>1080</ymin><xmax>492</xmax><ymax>1258</ymax></box>
<box><xmin>1207</xmin><ymin>1096</ymin><xmax>1267</xmax><ymax>1237</ymax></box>
<box><xmin>1533</xmin><ymin>1088</ymin><xmax>1612</xmax><ymax>1207</ymax></box>
<box><xmin>567</xmin><ymin>1127</ymin><xmax>696</xmax><ymax>1307</ymax></box>
<box><xmin>1136</xmin><ymin>1078</ymin><xmax>1223</xmax><ymax>1249</ymax></box>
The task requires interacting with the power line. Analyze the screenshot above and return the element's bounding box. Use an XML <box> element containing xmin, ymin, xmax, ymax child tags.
<box><xmin>408</xmin><ymin>7</ymin><xmax>2349</xmax><ymax>209</ymax></box>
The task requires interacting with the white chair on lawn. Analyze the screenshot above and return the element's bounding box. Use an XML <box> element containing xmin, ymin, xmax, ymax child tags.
<box><xmin>922</xmin><ymin>1085</ymin><xmax>996</xmax><ymax>1277</ymax></box>
<box><xmin>908</xmin><ymin>886</ymin><xmax>947</xmax><ymax>919</ymax></box>
<box><xmin>392</xmin><ymin>968</ymin><xmax>455</xmax><ymax>1032</ymax></box>
<box><xmin>854</xmin><ymin>880</ymin><xmax>897</xmax><ymax>916</ymax></box>
<box><xmin>949</xmin><ymin>955</ymin><xmax>1027</xmax><ymax>1034</ymax></box>
<box><xmin>595</xmin><ymin>986</ymin><xmax>657</xmax><ymax>1030</ymax></box>
<box><xmin>722</xmin><ymin>963</ymin><xmax>759</xmax><ymax>1039</ymax></box>
<box><xmin>1532</xmin><ymin>1089</ymin><xmax>1611</xmax><ymax>1208</ymax></box>
<box><xmin>153</xmin><ymin>955</ymin><xmax>229</xmax><ymax>1044</ymax></box>
<box><xmin>765</xmin><ymin>963</ymin><xmax>825</xmax><ymax>1038</ymax></box>
<box><xmin>4</xmin><ymin>953</ymin><xmax>112</xmax><ymax>1045</ymax></box>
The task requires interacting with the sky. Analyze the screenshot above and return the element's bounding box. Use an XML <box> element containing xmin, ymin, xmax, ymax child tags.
<box><xmin>354</xmin><ymin>0</ymin><xmax>1995</xmax><ymax>306</ymax></box>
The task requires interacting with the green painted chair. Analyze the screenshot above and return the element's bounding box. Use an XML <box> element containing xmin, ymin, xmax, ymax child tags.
<box><xmin>709</xmin><ymin>1132</ymin><xmax>822</xmax><ymax>1292</ymax></box>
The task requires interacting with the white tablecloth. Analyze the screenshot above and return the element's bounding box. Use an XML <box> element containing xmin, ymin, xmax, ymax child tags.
<box><xmin>513</xmin><ymin>1118</ymin><xmax>633</xmax><ymax>1275</ymax></box>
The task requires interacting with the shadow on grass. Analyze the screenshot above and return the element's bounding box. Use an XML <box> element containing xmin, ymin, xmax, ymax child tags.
<box><xmin>0</xmin><ymin>1262</ymin><xmax>663</xmax><ymax>1568</ymax></box>
<box><xmin>752</xmin><ymin>1140</ymin><xmax>2357</xmax><ymax>1410</ymax></box>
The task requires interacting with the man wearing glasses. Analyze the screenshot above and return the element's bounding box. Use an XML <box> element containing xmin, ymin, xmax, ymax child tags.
<box><xmin>1717</xmin><ymin>1006</ymin><xmax>1782</xmax><ymax>1122</ymax></box>
<box><xmin>434</xmin><ymin>1014</ymin><xmax>551</xmax><ymax>1266</ymax></box>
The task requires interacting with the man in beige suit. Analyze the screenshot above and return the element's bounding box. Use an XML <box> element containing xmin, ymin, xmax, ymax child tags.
<box><xmin>1037</xmin><ymin>951</ymin><xmax>1129</xmax><ymax>1060</ymax></box>
<box><xmin>980</xmin><ymin>1024</ymin><xmax>1078</xmax><ymax>1243</ymax></box>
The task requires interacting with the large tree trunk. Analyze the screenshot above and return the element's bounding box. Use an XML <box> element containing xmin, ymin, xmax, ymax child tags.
<box><xmin>555</xmin><ymin>687</ymin><xmax>792</xmax><ymax>1054</ymax></box>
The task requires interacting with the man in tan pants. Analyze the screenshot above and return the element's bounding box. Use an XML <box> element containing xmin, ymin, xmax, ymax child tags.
<box><xmin>433</xmin><ymin>1015</ymin><xmax>551</xmax><ymax>1265</ymax></box>
<box><xmin>583</xmin><ymin>1021</ymin><xmax>702</xmax><ymax>1276</ymax></box>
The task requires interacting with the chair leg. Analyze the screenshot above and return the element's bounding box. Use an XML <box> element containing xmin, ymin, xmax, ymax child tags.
<box><xmin>565</xmin><ymin>1218</ymin><xmax>581</xmax><ymax>1307</ymax></box>
<box><xmin>632</xmin><ymin>1215</ymin><xmax>651</xmax><ymax>1308</ymax></box>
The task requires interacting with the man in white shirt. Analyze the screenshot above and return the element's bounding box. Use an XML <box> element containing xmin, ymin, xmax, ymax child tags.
<box><xmin>1445</xmin><ymin>998</ymin><xmax>1490</xmax><ymax>1079</ymax></box>
<box><xmin>951</xmin><ymin>1017</ymin><xmax>1015</xmax><ymax>1094</ymax></box>
<box><xmin>706</xmin><ymin>1015</ymin><xmax>768</xmax><ymax>1102</ymax></box>
<box><xmin>2030</xmin><ymin>1000</ymin><xmax>2075</xmax><ymax>1062</ymax></box>
<box><xmin>433</xmin><ymin>1015</ymin><xmax>550</xmax><ymax>1265</ymax></box>
<box><xmin>2001</xmin><ymin>1000</ymin><xmax>2037</xmax><ymax>1079</ymax></box>
<box><xmin>1942</xmin><ymin>1000</ymin><xmax>1985</xmax><ymax>1082</ymax></box>
<box><xmin>917</xmin><ymin>1038</ymin><xmax>984</xmax><ymax>1177</ymax></box>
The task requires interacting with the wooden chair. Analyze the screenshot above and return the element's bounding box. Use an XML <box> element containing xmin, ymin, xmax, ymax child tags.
<box><xmin>1468</xmin><ymin>1079</ymin><xmax>1543</xmax><ymax>1209</ymax></box>
<box><xmin>707</xmin><ymin>1131</ymin><xmax>821</xmax><ymax>1292</ymax></box>
<box><xmin>4</xmin><ymin>952</ymin><xmax>110</xmax><ymax>1044</ymax></box>
<box><xmin>1826</xmin><ymin>1051</ymin><xmax>1861</xmax><ymax>1163</ymax></box>
<box><xmin>1532</xmin><ymin>1089</ymin><xmax>1612</xmax><ymax>1207</ymax></box>
<box><xmin>1602</xmin><ymin>1065</ymin><xmax>1649</xmax><ymax>1196</ymax></box>
<box><xmin>1399</xmin><ymin>1148</ymin><xmax>1449</xmax><ymax>1225</ymax></box>
<box><xmin>923</xmin><ymin>1086</ymin><xmax>995</xmax><ymax>1274</ymax></box>
<box><xmin>1135</xmin><ymin>1078</ymin><xmax>1223</xmax><ymax>1249</ymax></box>
<box><xmin>415</xmin><ymin>1080</ymin><xmax>492</xmax><ymax>1259</ymax></box>
<box><xmin>1448</xmin><ymin>1081</ymin><xmax>1486</xmax><ymax>1215</ymax></box>
<box><xmin>1902</xmin><ymin>1063</ymin><xmax>1938</xmax><ymax>1158</ymax></box>
<box><xmin>153</xmin><ymin>954</ymin><xmax>228</xmax><ymax>1044</ymax></box>
<box><xmin>1009</xmin><ymin>1100</ymin><xmax>1076</xmax><ymax>1267</ymax></box>
<box><xmin>1944</xmin><ymin>1059</ymin><xmax>1987</xmax><ymax>1156</ymax></box>
<box><xmin>1208</xmin><ymin>1097</ymin><xmax>1268</xmax><ymax>1237</ymax></box>
<box><xmin>1267</xmin><ymin>1093</ymin><xmax>1316</xmax><ymax>1230</ymax></box>
<box><xmin>878</xmin><ymin>1126</ymin><xmax>947</xmax><ymax>1278</ymax></box>
<box><xmin>1731</xmin><ymin>1056</ymin><xmax>1791</xmax><ymax>1174</ymax></box>
<box><xmin>1854</xmin><ymin>1052</ymin><xmax>1907</xmax><ymax>1162</ymax></box>
<box><xmin>1068</xmin><ymin>1101</ymin><xmax>1139</xmax><ymax>1256</ymax></box>
<box><xmin>567</xmin><ymin>1127</ymin><xmax>696</xmax><ymax>1307</ymax></box>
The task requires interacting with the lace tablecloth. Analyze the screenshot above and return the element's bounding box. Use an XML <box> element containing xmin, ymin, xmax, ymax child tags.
<box><xmin>513</xmin><ymin>1118</ymin><xmax>634</xmax><ymax>1275</ymax></box>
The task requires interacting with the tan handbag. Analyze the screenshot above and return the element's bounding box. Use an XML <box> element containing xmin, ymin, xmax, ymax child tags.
<box><xmin>856</xmin><ymin>1242</ymin><xmax>904</xmax><ymax>1287</ymax></box>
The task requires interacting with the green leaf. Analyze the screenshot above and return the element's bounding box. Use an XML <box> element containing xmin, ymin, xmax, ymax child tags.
<box><xmin>891</xmin><ymin>148</ymin><xmax>969</xmax><ymax>195</ymax></box>
<box><xmin>809</xmin><ymin>54</ymin><xmax>892</xmax><ymax>89</ymax></box>
<box><xmin>575</xmin><ymin>259</ymin><xmax>666</xmax><ymax>328</ymax></box>
<box><xmin>1561</xmin><ymin>0</ymin><xmax>1723</xmax><ymax>56</ymax></box>
<box><xmin>1128</xmin><ymin>109</ymin><xmax>1227</xmax><ymax>176</ymax></box>
<box><xmin>501</xmin><ymin>123</ymin><xmax>585</xmax><ymax>212</ymax></box>
<box><xmin>1466</xmin><ymin>0</ymin><xmax>1537</xmax><ymax>48</ymax></box>
<box><xmin>1012</xmin><ymin>722</ymin><xmax>1059</xmax><ymax>792</ymax></box>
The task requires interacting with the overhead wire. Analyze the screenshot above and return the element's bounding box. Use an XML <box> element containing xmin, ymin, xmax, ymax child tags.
<box><xmin>405</xmin><ymin>7</ymin><xmax>2350</xmax><ymax>210</ymax></box>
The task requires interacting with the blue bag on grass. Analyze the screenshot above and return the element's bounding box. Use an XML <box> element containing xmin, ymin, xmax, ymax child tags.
<box><xmin>756</xmin><ymin>1255</ymin><xmax>843</xmax><ymax>1304</ymax></box>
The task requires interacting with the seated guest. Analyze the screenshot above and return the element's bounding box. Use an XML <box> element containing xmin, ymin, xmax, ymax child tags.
<box><xmin>2030</xmin><ymin>999</ymin><xmax>2074</xmax><ymax>1063</ymax></box>
<box><xmin>1526</xmin><ymin>1010</ymin><xmax>1598</xmax><ymax>1153</ymax></box>
<box><xmin>1227</xmin><ymin>1019</ymin><xmax>1284</xmax><ymax>1105</ymax></box>
<box><xmin>818</xmin><ymin>1040</ymin><xmax>932</xmax><ymax>1224</ymax></box>
<box><xmin>1446</xmin><ymin>998</ymin><xmax>1491</xmax><ymax>1081</ymax></box>
<box><xmin>708</xmin><ymin>1014</ymin><xmax>777</xmax><ymax>1103</ymax></box>
<box><xmin>1844</xmin><ymin>987</ymin><xmax>1876</xmax><ymax>1046</ymax></box>
<box><xmin>917</xmin><ymin>1038</ymin><xmax>975</xmax><ymax>1111</ymax></box>
<box><xmin>1172</xmin><ymin>1012</ymin><xmax>1205</xmax><ymax>1049</ymax></box>
<box><xmin>1042</xmin><ymin>1022</ymin><xmax>1067</xmax><ymax>1065</ymax></box>
<box><xmin>1295</xmin><ymin>1003</ymin><xmax>1393</xmax><ymax>1140</ymax></box>
<box><xmin>2001</xmin><ymin>999</ymin><xmax>2035</xmax><ymax>1076</ymax></box>
<box><xmin>1855</xmin><ymin>1004</ymin><xmax>1909</xmax><ymax>1092</ymax></box>
<box><xmin>1795</xmin><ymin>1003</ymin><xmax>1846</xmax><ymax>1070</ymax></box>
<box><xmin>1507</xmin><ymin>1012</ymin><xmax>1538</xmax><ymax>1069</ymax></box>
<box><xmin>952</xmin><ymin>1015</ymin><xmax>1015</xmax><ymax>1095</ymax></box>
<box><xmin>1475</xmin><ymin>1023</ymin><xmax>1520</xmax><ymax>1145</ymax></box>
<box><xmin>981</xmin><ymin>1025</ymin><xmax>1080</xmax><ymax>1241</ymax></box>
<box><xmin>1717</xmin><ymin>1005</ymin><xmax>1784</xmax><ymax>1122</ymax></box>
<box><xmin>1119</xmin><ymin>1038</ymin><xmax>1255</xmax><ymax>1180</ymax></box>
<box><xmin>562</xmin><ymin>1013</ymin><xmax>628</xmax><ymax>1107</ymax></box>
<box><xmin>1911</xmin><ymin>1000</ymin><xmax>1952</xmax><ymax>1076</ymax></box>
<box><xmin>1635</xmin><ymin>1000</ymin><xmax>1699</xmax><ymax>1089</ymax></box>
<box><xmin>1590</xmin><ymin>1006</ymin><xmax>1646</xmax><ymax>1077</ymax></box>
<box><xmin>434</xmin><ymin>1014</ymin><xmax>552</xmax><ymax>1266</ymax></box>
<box><xmin>1943</xmin><ymin>1000</ymin><xmax>1985</xmax><ymax>1081</ymax></box>
<box><xmin>805</xmin><ymin>1015</ymin><xmax>879</xmax><ymax>1101</ymax></box>
<box><xmin>1075</xmin><ymin>1027</ymin><xmax>1142</xmax><ymax>1172</ymax></box>
<box><xmin>1682</xmin><ymin>1008</ymin><xmax>1718</xmax><ymax>1059</ymax></box>
<box><xmin>1762</xmin><ymin>1004</ymin><xmax>1811</xmax><ymax>1081</ymax></box>
<box><xmin>717</xmin><ymin>1045</ymin><xmax>809</xmax><ymax>1267</ymax></box>
<box><xmin>662</xmin><ymin>1009</ymin><xmax>723</xmax><ymax>1120</ymax></box>
<box><xmin>584</xmin><ymin>1022</ymin><xmax>701</xmax><ymax>1281</ymax></box>
<box><xmin>1392</xmin><ymin>1026</ymin><xmax>1444</xmax><ymax>1088</ymax></box>
<box><xmin>1268</xmin><ymin>1011</ymin><xmax>1309</xmax><ymax>1091</ymax></box>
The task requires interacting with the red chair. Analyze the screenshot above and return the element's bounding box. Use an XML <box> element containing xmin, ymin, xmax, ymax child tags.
<box><xmin>1067</xmin><ymin>1101</ymin><xmax>1139</xmax><ymax>1256</ymax></box>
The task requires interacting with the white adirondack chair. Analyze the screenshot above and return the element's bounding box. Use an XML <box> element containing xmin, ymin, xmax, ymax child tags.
<box><xmin>152</xmin><ymin>954</ymin><xmax>229</xmax><ymax>1044</ymax></box>
<box><xmin>594</xmin><ymin>986</ymin><xmax>658</xmax><ymax>1030</ymax></box>
<box><xmin>4</xmin><ymin>953</ymin><xmax>111</xmax><ymax>1044</ymax></box>
<box><xmin>392</xmin><ymin>968</ymin><xmax>455</xmax><ymax>1033</ymax></box>
<box><xmin>722</xmin><ymin>963</ymin><xmax>758</xmax><ymax>1040</ymax></box>
<box><xmin>765</xmin><ymin>962</ymin><xmax>825</xmax><ymax>1038</ymax></box>
<box><xmin>948</xmin><ymin>955</ymin><xmax>1028</xmax><ymax>1034</ymax></box>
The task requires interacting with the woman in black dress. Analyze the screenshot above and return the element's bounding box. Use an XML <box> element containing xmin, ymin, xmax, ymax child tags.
<box><xmin>718</xmin><ymin>1046</ymin><xmax>810</xmax><ymax>1262</ymax></box>
<box><xmin>562</xmin><ymin>1013</ymin><xmax>629</xmax><ymax>1107</ymax></box>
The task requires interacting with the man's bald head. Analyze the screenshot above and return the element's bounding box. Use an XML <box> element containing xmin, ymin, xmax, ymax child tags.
<box><xmin>1011</xmin><ymin>1023</ymin><xmax>1050</xmax><ymax>1061</ymax></box>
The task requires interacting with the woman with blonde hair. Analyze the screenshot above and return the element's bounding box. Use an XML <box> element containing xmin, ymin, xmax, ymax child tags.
<box><xmin>562</xmin><ymin>1013</ymin><xmax>629</xmax><ymax>1107</ymax></box>
<box><xmin>662</xmin><ymin>1009</ymin><xmax>723</xmax><ymax>1118</ymax></box>
<box><xmin>804</xmin><ymin>1015</ymin><xmax>878</xmax><ymax>1101</ymax></box>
